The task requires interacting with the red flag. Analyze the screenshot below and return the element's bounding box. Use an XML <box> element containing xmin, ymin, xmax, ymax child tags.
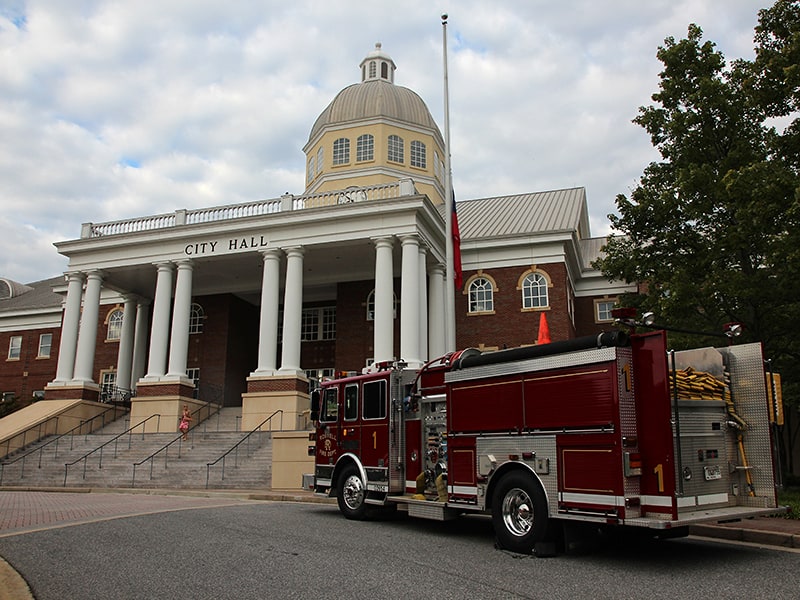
<box><xmin>537</xmin><ymin>312</ymin><xmax>551</xmax><ymax>344</ymax></box>
<box><xmin>452</xmin><ymin>193</ymin><xmax>462</xmax><ymax>289</ymax></box>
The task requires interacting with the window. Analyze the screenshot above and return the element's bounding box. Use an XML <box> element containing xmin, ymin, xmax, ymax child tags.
<box><xmin>434</xmin><ymin>151</ymin><xmax>441</xmax><ymax>180</ymax></box>
<box><xmin>381</xmin><ymin>62</ymin><xmax>388</xmax><ymax>79</ymax></box>
<box><xmin>2</xmin><ymin>392</ymin><xmax>14</xmax><ymax>403</ymax></box>
<box><xmin>302</xmin><ymin>307</ymin><xmax>336</xmax><ymax>341</ymax></box>
<box><xmin>305</xmin><ymin>368</ymin><xmax>335</xmax><ymax>386</ymax></box>
<box><xmin>522</xmin><ymin>273</ymin><xmax>549</xmax><ymax>309</ymax></box>
<box><xmin>357</xmin><ymin>134</ymin><xmax>374</xmax><ymax>162</ymax></box>
<box><xmin>366</xmin><ymin>290</ymin><xmax>397</xmax><ymax>321</ymax></box>
<box><xmin>469</xmin><ymin>278</ymin><xmax>494</xmax><ymax>313</ymax></box>
<box><xmin>369</xmin><ymin>60</ymin><xmax>377</xmax><ymax>78</ymax></box>
<box><xmin>107</xmin><ymin>309</ymin><xmax>124</xmax><ymax>341</ymax></box>
<box><xmin>307</xmin><ymin>156</ymin><xmax>315</xmax><ymax>183</ymax></box>
<box><xmin>363</xmin><ymin>379</ymin><xmax>386</xmax><ymax>420</ymax></box>
<box><xmin>320</xmin><ymin>387</ymin><xmax>338</xmax><ymax>422</ymax></box>
<box><xmin>595</xmin><ymin>299</ymin><xmax>617</xmax><ymax>323</ymax></box>
<box><xmin>186</xmin><ymin>368</ymin><xmax>200</xmax><ymax>387</ymax></box>
<box><xmin>189</xmin><ymin>303</ymin><xmax>205</xmax><ymax>334</ymax></box>
<box><xmin>7</xmin><ymin>336</ymin><xmax>21</xmax><ymax>360</ymax></box>
<box><xmin>333</xmin><ymin>137</ymin><xmax>350</xmax><ymax>165</ymax></box>
<box><xmin>100</xmin><ymin>370</ymin><xmax>116</xmax><ymax>402</ymax></box>
<box><xmin>38</xmin><ymin>333</ymin><xmax>52</xmax><ymax>358</ymax></box>
<box><xmin>344</xmin><ymin>384</ymin><xmax>358</xmax><ymax>421</ymax></box>
<box><xmin>410</xmin><ymin>140</ymin><xmax>426</xmax><ymax>168</ymax></box>
<box><xmin>388</xmin><ymin>134</ymin><xmax>404</xmax><ymax>163</ymax></box>
<box><xmin>316</xmin><ymin>147</ymin><xmax>324</xmax><ymax>175</ymax></box>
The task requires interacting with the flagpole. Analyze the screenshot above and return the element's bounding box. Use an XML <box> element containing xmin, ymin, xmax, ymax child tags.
<box><xmin>442</xmin><ymin>13</ymin><xmax>456</xmax><ymax>352</ymax></box>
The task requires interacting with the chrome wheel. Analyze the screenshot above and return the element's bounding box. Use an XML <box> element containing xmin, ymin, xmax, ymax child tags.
<box><xmin>342</xmin><ymin>473</ymin><xmax>365</xmax><ymax>511</ymax></box>
<box><xmin>501</xmin><ymin>487</ymin><xmax>534</xmax><ymax>537</ymax></box>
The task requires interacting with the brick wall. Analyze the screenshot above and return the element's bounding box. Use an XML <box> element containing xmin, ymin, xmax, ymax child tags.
<box><xmin>0</xmin><ymin>326</ymin><xmax>60</xmax><ymax>403</ymax></box>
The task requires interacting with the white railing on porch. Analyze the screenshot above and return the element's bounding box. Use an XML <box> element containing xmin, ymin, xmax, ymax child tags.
<box><xmin>81</xmin><ymin>180</ymin><xmax>417</xmax><ymax>239</ymax></box>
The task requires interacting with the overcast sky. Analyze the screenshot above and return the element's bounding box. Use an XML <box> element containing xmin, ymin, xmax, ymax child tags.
<box><xmin>0</xmin><ymin>0</ymin><xmax>767</xmax><ymax>283</ymax></box>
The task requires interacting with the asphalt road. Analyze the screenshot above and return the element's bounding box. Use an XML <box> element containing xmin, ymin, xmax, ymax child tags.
<box><xmin>1</xmin><ymin>498</ymin><xmax>799</xmax><ymax>600</ymax></box>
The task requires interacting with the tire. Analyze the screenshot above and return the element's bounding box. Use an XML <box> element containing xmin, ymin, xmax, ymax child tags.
<box><xmin>491</xmin><ymin>471</ymin><xmax>548</xmax><ymax>554</ymax></box>
<box><xmin>336</xmin><ymin>464</ymin><xmax>368</xmax><ymax>520</ymax></box>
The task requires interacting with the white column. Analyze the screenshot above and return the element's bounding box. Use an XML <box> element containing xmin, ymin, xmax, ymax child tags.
<box><xmin>145</xmin><ymin>262</ymin><xmax>174</xmax><ymax>379</ymax></box>
<box><xmin>131</xmin><ymin>300</ymin><xmax>150</xmax><ymax>386</ymax></box>
<box><xmin>418</xmin><ymin>246</ymin><xmax>428</xmax><ymax>363</ymax></box>
<box><xmin>167</xmin><ymin>260</ymin><xmax>194</xmax><ymax>378</ymax></box>
<box><xmin>254</xmin><ymin>248</ymin><xmax>282</xmax><ymax>375</ymax></box>
<box><xmin>54</xmin><ymin>272</ymin><xmax>85</xmax><ymax>383</ymax></box>
<box><xmin>72</xmin><ymin>270</ymin><xmax>103</xmax><ymax>383</ymax></box>
<box><xmin>373</xmin><ymin>237</ymin><xmax>394</xmax><ymax>364</ymax></box>
<box><xmin>115</xmin><ymin>295</ymin><xmax>137</xmax><ymax>392</ymax></box>
<box><xmin>428</xmin><ymin>264</ymin><xmax>446</xmax><ymax>359</ymax></box>
<box><xmin>279</xmin><ymin>247</ymin><xmax>304</xmax><ymax>374</ymax></box>
<box><xmin>400</xmin><ymin>235</ymin><xmax>421</xmax><ymax>367</ymax></box>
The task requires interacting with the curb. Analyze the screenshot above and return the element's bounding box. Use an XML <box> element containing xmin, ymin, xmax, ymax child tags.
<box><xmin>689</xmin><ymin>523</ymin><xmax>800</xmax><ymax>549</ymax></box>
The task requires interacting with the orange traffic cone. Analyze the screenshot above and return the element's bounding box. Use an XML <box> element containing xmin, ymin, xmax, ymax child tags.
<box><xmin>537</xmin><ymin>312</ymin><xmax>551</xmax><ymax>344</ymax></box>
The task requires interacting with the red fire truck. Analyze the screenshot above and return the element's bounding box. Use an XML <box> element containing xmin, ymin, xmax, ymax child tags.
<box><xmin>310</xmin><ymin>328</ymin><xmax>782</xmax><ymax>554</ymax></box>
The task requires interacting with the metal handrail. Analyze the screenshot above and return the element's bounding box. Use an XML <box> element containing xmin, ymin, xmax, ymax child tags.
<box><xmin>63</xmin><ymin>413</ymin><xmax>161</xmax><ymax>486</ymax></box>
<box><xmin>1</xmin><ymin>413</ymin><xmax>61</xmax><ymax>460</ymax></box>
<box><xmin>131</xmin><ymin>402</ymin><xmax>222</xmax><ymax>487</ymax></box>
<box><xmin>205</xmin><ymin>410</ymin><xmax>283</xmax><ymax>488</ymax></box>
<box><xmin>0</xmin><ymin>404</ymin><xmax>128</xmax><ymax>485</ymax></box>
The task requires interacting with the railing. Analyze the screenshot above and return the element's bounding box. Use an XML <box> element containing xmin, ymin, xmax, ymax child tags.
<box><xmin>131</xmin><ymin>402</ymin><xmax>222</xmax><ymax>488</ymax></box>
<box><xmin>0</xmin><ymin>404</ymin><xmax>128</xmax><ymax>485</ymax></box>
<box><xmin>82</xmin><ymin>180</ymin><xmax>413</xmax><ymax>239</ymax></box>
<box><xmin>1</xmin><ymin>413</ymin><xmax>62</xmax><ymax>460</ymax></box>
<box><xmin>205</xmin><ymin>410</ymin><xmax>283</xmax><ymax>488</ymax></box>
<box><xmin>63</xmin><ymin>414</ymin><xmax>161</xmax><ymax>486</ymax></box>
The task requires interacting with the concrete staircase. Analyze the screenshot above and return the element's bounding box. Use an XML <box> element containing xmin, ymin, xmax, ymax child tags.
<box><xmin>0</xmin><ymin>407</ymin><xmax>274</xmax><ymax>490</ymax></box>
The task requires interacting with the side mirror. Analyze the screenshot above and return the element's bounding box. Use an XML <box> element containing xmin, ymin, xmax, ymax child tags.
<box><xmin>310</xmin><ymin>389</ymin><xmax>320</xmax><ymax>422</ymax></box>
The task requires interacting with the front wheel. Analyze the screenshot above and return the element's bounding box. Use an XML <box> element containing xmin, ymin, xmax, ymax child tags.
<box><xmin>337</xmin><ymin>464</ymin><xmax>368</xmax><ymax>520</ymax></box>
<box><xmin>491</xmin><ymin>471</ymin><xmax>548</xmax><ymax>554</ymax></box>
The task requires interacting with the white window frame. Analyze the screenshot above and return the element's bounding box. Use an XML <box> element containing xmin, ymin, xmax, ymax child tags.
<box><xmin>388</xmin><ymin>134</ymin><xmax>404</xmax><ymax>163</ymax></box>
<box><xmin>366</xmin><ymin>290</ymin><xmax>397</xmax><ymax>321</ymax></box>
<box><xmin>189</xmin><ymin>303</ymin><xmax>205</xmax><ymax>334</ymax></box>
<box><xmin>468</xmin><ymin>278</ymin><xmax>494</xmax><ymax>314</ymax></box>
<box><xmin>333</xmin><ymin>137</ymin><xmax>350</xmax><ymax>165</ymax></box>
<box><xmin>595</xmin><ymin>299</ymin><xmax>617</xmax><ymax>323</ymax></box>
<box><xmin>357</xmin><ymin>134</ymin><xmax>374</xmax><ymax>162</ymax></box>
<box><xmin>522</xmin><ymin>273</ymin><xmax>549</xmax><ymax>309</ymax></box>
<box><xmin>107</xmin><ymin>309</ymin><xmax>124</xmax><ymax>341</ymax></box>
<box><xmin>301</xmin><ymin>307</ymin><xmax>336</xmax><ymax>341</ymax></box>
<box><xmin>7</xmin><ymin>335</ymin><xmax>21</xmax><ymax>360</ymax></box>
<box><xmin>38</xmin><ymin>333</ymin><xmax>52</xmax><ymax>358</ymax></box>
<box><xmin>410</xmin><ymin>140</ymin><xmax>426</xmax><ymax>168</ymax></box>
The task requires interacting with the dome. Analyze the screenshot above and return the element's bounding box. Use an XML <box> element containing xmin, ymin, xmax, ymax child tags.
<box><xmin>306</xmin><ymin>44</ymin><xmax>441</xmax><ymax>145</ymax></box>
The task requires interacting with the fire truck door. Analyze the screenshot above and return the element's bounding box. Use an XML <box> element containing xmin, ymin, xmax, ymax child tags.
<box><xmin>359</xmin><ymin>378</ymin><xmax>390</xmax><ymax>470</ymax></box>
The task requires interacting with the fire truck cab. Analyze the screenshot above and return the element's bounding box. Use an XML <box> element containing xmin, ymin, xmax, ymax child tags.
<box><xmin>310</xmin><ymin>330</ymin><xmax>782</xmax><ymax>554</ymax></box>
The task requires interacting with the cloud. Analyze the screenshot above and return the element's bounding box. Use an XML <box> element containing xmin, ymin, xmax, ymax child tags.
<box><xmin>0</xmin><ymin>0</ymin><xmax>766</xmax><ymax>282</ymax></box>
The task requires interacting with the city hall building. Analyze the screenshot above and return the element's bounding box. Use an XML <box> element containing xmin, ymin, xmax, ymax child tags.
<box><xmin>0</xmin><ymin>45</ymin><xmax>633</xmax><ymax>433</ymax></box>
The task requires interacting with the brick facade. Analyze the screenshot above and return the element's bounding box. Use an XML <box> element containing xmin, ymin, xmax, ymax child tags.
<box><xmin>0</xmin><ymin>326</ymin><xmax>61</xmax><ymax>405</ymax></box>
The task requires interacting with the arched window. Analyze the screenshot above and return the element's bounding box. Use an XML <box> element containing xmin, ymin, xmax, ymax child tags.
<box><xmin>410</xmin><ymin>140</ymin><xmax>426</xmax><ymax>168</ymax></box>
<box><xmin>369</xmin><ymin>61</ymin><xmax>377</xmax><ymax>78</ymax></box>
<box><xmin>521</xmin><ymin>272</ymin><xmax>549</xmax><ymax>309</ymax></box>
<box><xmin>469</xmin><ymin>277</ymin><xmax>494</xmax><ymax>313</ymax></box>
<box><xmin>357</xmin><ymin>134</ymin><xmax>374</xmax><ymax>162</ymax></box>
<box><xmin>106</xmin><ymin>308</ymin><xmax>124</xmax><ymax>341</ymax></box>
<box><xmin>366</xmin><ymin>290</ymin><xmax>397</xmax><ymax>321</ymax></box>
<box><xmin>333</xmin><ymin>138</ymin><xmax>350</xmax><ymax>165</ymax></box>
<box><xmin>189</xmin><ymin>303</ymin><xmax>205</xmax><ymax>334</ymax></box>
<box><xmin>388</xmin><ymin>134</ymin><xmax>404</xmax><ymax>163</ymax></box>
<box><xmin>307</xmin><ymin>156</ymin><xmax>315</xmax><ymax>183</ymax></box>
<box><xmin>316</xmin><ymin>146</ymin><xmax>324</xmax><ymax>175</ymax></box>
<box><xmin>381</xmin><ymin>62</ymin><xmax>388</xmax><ymax>79</ymax></box>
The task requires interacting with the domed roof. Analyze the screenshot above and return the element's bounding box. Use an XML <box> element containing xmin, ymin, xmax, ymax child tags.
<box><xmin>307</xmin><ymin>44</ymin><xmax>441</xmax><ymax>144</ymax></box>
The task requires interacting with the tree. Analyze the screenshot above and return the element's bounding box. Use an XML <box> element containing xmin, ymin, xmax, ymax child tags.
<box><xmin>596</xmin><ymin>1</ymin><xmax>800</xmax><ymax>474</ymax></box>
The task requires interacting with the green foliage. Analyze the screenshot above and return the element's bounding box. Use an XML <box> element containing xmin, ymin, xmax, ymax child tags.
<box><xmin>598</xmin><ymin>0</ymin><xmax>800</xmax><ymax>357</ymax></box>
<box><xmin>778</xmin><ymin>488</ymin><xmax>800</xmax><ymax>519</ymax></box>
<box><xmin>597</xmin><ymin>1</ymin><xmax>800</xmax><ymax>475</ymax></box>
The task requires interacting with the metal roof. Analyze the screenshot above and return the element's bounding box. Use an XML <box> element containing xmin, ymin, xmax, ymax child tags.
<box><xmin>308</xmin><ymin>80</ymin><xmax>440</xmax><ymax>143</ymax></box>
<box><xmin>452</xmin><ymin>187</ymin><xmax>590</xmax><ymax>241</ymax></box>
<box><xmin>0</xmin><ymin>277</ymin><xmax>63</xmax><ymax>312</ymax></box>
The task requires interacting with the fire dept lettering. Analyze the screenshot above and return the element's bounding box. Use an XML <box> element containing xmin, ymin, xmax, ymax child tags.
<box><xmin>318</xmin><ymin>432</ymin><xmax>336</xmax><ymax>458</ymax></box>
